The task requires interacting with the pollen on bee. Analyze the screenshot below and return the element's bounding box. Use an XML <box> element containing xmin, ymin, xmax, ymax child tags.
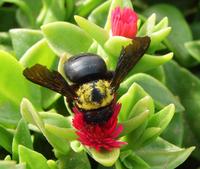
<box><xmin>75</xmin><ymin>80</ymin><xmax>114</xmax><ymax>110</ymax></box>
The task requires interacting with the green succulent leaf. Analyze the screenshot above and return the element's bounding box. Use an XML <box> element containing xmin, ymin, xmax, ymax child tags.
<box><xmin>0</xmin><ymin>125</ymin><xmax>13</xmax><ymax>153</ymax></box>
<box><xmin>57</xmin><ymin>150</ymin><xmax>91</xmax><ymax>169</ymax></box>
<box><xmin>0</xmin><ymin>50</ymin><xmax>41</xmax><ymax>128</ymax></box>
<box><xmin>88</xmin><ymin>0</ymin><xmax>110</xmax><ymax>27</ymax></box>
<box><xmin>37</xmin><ymin>0</ymin><xmax>66</xmax><ymax>26</ymax></box>
<box><xmin>75</xmin><ymin>0</ymin><xmax>105</xmax><ymax>17</ymax></box>
<box><xmin>118</xmin><ymin>73</ymin><xmax>184</xmax><ymax>113</ymax></box>
<box><xmin>15</xmin><ymin>0</ymin><xmax>42</xmax><ymax>28</ymax></box>
<box><xmin>185</xmin><ymin>40</ymin><xmax>200</xmax><ymax>62</ymax></box>
<box><xmin>20</xmin><ymin>98</ymin><xmax>70</xmax><ymax>154</ymax></box>
<box><xmin>119</xmin><ymin>150</ymin><xmax>150</xmax><ymax>169</ymax></box>
<box><xmin>75</xmin><ymin>15</ymin><xmax>109</xmax><ymax>45</ymax></box>
<box><xmin>0</xmin><ymin>161</ymin><xmax>17</xmax><ymax>169</ymax></box>
<box><xmin>136</xmin><ymin>137</ymin><xmax>195</xmax><ymax>169</ymax></box>
<box><xmin>153</xmin><ymin>17</ymin><xmax>168</xmax><ymax>32</ymax></box>
<box><xmin>41</xmin><ymin>22</ymin><xmax>93</xmax><ymax>56</ymax></box>
<box><xmin>12</xmin><ymin>119</ymin><xmax>33</xmax><ymax>161</ymax></box>
<box><xmin>87</xmin><ymin>148</ymin><xmax>120</xmax><ymax>167</ymax></box>
<box><xmin>120</xmin><ymin>110</ymin><xmax>150</xmax><ymax>136</ymax></box>
<box><xmin>148</xmin><ymin>27</ymin><xmax>171</xmax><ymax>53</ymax></box>
<box><xmin>118</xmin><ymin>83</ymin><xmax>150</xmax><ymax>121</ymax></box>
<box><xmin>45</xmin><ymin>124</ymin><xmax>77</xmax><ymax>141</ymax></box>
<box><xmin>104</xmin><ymin>36</ymin><xmax>132</xmax><ymax>58</ymax></box>
<box><xmin>19</xmin><ymin>39</ymin><xmax>56</xmax><ymax>67</ymax></box>
<box><xmin>19</xmin><ymin>39</ymin><xmax>59</xmax><ymax>109</ymax></box>
<box><xmin>131</xmin><ymin>53</ymin><xmax>173</xmax><ymax>74</ymax></box>
<box><xmin>39</xmin><ymin>111</ymin><xmax>71</xmax><ymax>128</ymax></box>
<box><xmin>164</xmin><ymin>60</ymin><xmax>200</xmax><ymax>157</ymax></box>
<box><xmin>138</xmin><ymin>13</ymin><xmax>156</xmax><ymax>36</ymax></box>
<box><xmin>146</xmin><ymin>66</ymin><xmax>166</xmax><ymax>83</ymax></box>
<box><xmin>70</xmin><ymin>140</ymin><xmax>84</xmax><ymax>153</ymax></box>
<box><xmin>144</xmin><ymin>4</ymin><xmax>197</xmax><ymax>67</ymax></box>
<box><xmin>47</xmin><ymin>160</ymin><xmax>58</xmax><ymax>169</ymax></box>
<box><xmin>9</xmin><ymin>29</ymin><xmax>43</xmax><ymax>59</ymax></box>
<box><xmin>161</xmin><ymin>112</ymin><xmax>184</xmax><ymax>146</ymax></box>
<box><xmin>139</xmin><ymin>127</ymin><xmax>161</xmax><ymax>146</ymax></box>
<box><xmin>19</xmin><ymin>145</ymin><xmax>50</xmax><ymax>169</ymax></box>
<box><xmin>148</xmin><ymin>104</ymin><xmax>175</xmax><ymax>133</ymax></box>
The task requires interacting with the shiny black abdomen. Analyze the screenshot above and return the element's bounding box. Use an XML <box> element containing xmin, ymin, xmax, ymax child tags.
<box><xmin>64</xmin><ymin>53</ymin><xmax>107</xmax><ymax>83</ymax></box>
<box><xmin>82</xmin><ymin>104</ymin><xmax>113</xmax><ymax>124</ymax></box>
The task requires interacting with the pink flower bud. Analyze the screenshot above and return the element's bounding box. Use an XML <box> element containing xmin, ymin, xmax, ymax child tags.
<box><xmin>111</xmin><ymin>7</ymin><xmax>138</xmax><ymax>39</ymax></box>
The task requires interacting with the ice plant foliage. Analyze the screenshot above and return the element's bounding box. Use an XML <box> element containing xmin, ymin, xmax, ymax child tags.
<box><xmin>111</xmin><ymin>7</ymin><xmax>138</xmax><ymax>38</ymax></box>
<box><xmin>72</xmin><ymin>103</ymin><xmax>126</xmax><ymax>151</ymax></box>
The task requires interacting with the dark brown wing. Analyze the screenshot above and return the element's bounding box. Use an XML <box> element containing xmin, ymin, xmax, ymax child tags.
<box><xmin>111</xmin><ymin>36</ymin><xmax>151</xmax><ymax>90</ymax></box>
<box><xmin>23</xmin><ymin>64</ymin><xmax>77</xmax><ymax>100</ymax></box>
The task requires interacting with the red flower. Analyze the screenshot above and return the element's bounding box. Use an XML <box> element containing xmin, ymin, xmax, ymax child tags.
<box><xmin>111</xmin><ymin>7</ymin><xmax>138</xmax><ymax>39</ymax></box>
<box><xmin>72</xmin><ymin>103</ymin><xmax>126</xmax><ymax>151</ymax></box>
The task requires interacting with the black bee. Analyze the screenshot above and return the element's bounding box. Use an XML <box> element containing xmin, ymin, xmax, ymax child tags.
<box><xmin>23</xmin><ymin>36</ymin><xmax>150</xmax><ymax>124</ymax></box>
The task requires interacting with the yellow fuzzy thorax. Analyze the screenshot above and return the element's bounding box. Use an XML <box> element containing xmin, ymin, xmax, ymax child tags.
<box><xmin>75</xmin><ymin>80</ymin><xmax>114</xmax><ymax>110</ymax></box>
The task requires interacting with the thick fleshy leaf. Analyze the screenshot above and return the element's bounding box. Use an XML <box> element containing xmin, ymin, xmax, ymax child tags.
<box><xmin>164</xmin><ymin>61</ymin><xmax>200</xmax><ymax>155</ymax></box>
<box><xmin>136</xmin><ymin>137</ymin><xmax>195</xmax><ymax>169</ymax></box>
<box><xmin>70</xmin><ymin>140</ymin><xmax>84</xmax><ymax>153</ymax></box>
<box><xmin>139</xmin><ymin>127</ymin><xmax>161</xmax><ymax>146</ymax></box>
<box><xmin>75</xmin><ymin>15</ymin><xmax>109</xmax><ymax>45</ymax></box>
<box><xmin>118</xmin><ymin>73</ymin><xmax>184</xmax><ymax>113</ymax></box>
<box><xmin>42</xmin><ymin>22</ymin><xmax>93</xmax><ymax>56</ymax></box>
<box><xmin>57</xmin><ymin>150</ymin><xmax>91</xmax><ymax>169</ymax></box>
<box><xmin>144</xmin><ymin>4</ymin><xmax>197</xmax><ymax>67</ymax></box>
<box><xmin>161</xmin><ymin>112</ymin><xmax>184</xmax><ymax>146</ymax></box>
<box><xmin>185</xmin><ymin>40</ymin><xmax>200</xmax><ymax>62</ymax></box>
<box><xmin>19</xmin><ymin>145</ymin><xmax>50</xmax><ymax>169</ymax></box>
<box><xmin>120</xmin><ymin>110</ymin><xmax>150</xmax><ymax>136</ymax></box>
<box><xmin>148</xmin><ymin>104</ymin><xmax>175</xmax><ymax>133</ymax></box>
<box><xmin>104</xmin><ymin>36</ymin><xmax>173</xmax><ymax>72</ymax></box>
<box><xmin>104</xmin><ymin>36</ymin><xmax>132</xmax><ymax>58</ymax></box>
<box><xmin>146</xmin><ymin>66</ymin><xmax>166</xmax><ymax>83</ymax></box>
<box><xmin>88</xmin><ymin>1</ymin><xmax>110</xmax><ymax>27</ymax></box>
<box><xmin>15</xmin><ymin>0</ymin><xmax>42</xmax><ymax>28</ymax></box>
<box><xmin>118</xmin><ymin>83</ymin><xmax>150</xmax><ymax>121</ymax></box>
<box><xmin>0</xmin><ymin>125</ymin><xmax>13</xmax><ymax>153</ymax></box>
<box><xmin>56</xmin><ymin>150</ymin><xmax>91</xmax><ymax>169</ymax></box>
<box><xmin>0</xmin><ymin>50</ymin><xmax>41</xmax><ymax>128</ymax></box>
<box><xmin>131</xmin><ymin>53</ymin><xmax>173</xmax><ymax>75</ymax></box>
<box><xmin>45</xmin><ymin>124</ymin><xmax>77</xmax><ymax>141</ymax></box>
<box><xmin>9</xmin><ymin>29</ymin><xmax>43</xmax><ymax>59</ymax></box>
<box><xmin>77</xmin><ymin>0</ymin><xmax>106</xmax><ymax>17</ymax></box>
<box><xmin>0</xmin><ymin>161</ymin><xmax>16</xmax><ymax>169</ymax></box>
<box><xmin>148</xmin><ymin>27</ymin><xmax>171</xmax><ymax>53</ymax></box>
<box><xmin>138</xmin><ymin>13</ymin><xmax>156</xmax><ymax>36</ymax></box>
<box><xmin>47</xmin><ymin>160</ymin><xmax>58</xmax><ymax>169</ymax></box>
<box><xmin>19</xmin><ymin>39</ymin><xmax>59</xmax><ymax>109</ymax></box>
<box><xmin>153</xmin><ymin>17</ymin><xmax>168</xmax><ymax>32</ymax></box>
<box><xmin>39</xmin><ymin>111</ymin><xmax>71</xmax><ymax>128</ymax></box>
<box><xmin>120</xmin><ymin>150</ymin><xmax>150</xmax><ymax>169</ymax></box>
<box><xmin>12</xmin><ymin>119</ymin><xmax>33</xmax><ymax>161</ymax></box>
<box><xmin>37</xmin><ymin>0</ymin><xmax>66</xmax><ymax>26</ymax></box>
<box><xmin>20</xmin><ymin>98</ymin><xmax>70</xmax><ymax>154</ymax></box>
<box><xmin>20</xmin><ymin>39</ymin><xmax>56</xmax><ymax>67</ymax></box>
<box><xmin>87</xmin><ymin>148</ymin><xmax>120</xmax><ymax>167</ymax></box>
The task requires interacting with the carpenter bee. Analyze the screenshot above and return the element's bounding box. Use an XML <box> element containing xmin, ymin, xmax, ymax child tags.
<box><xmin>23</xmin><ymin>36</ymin><xmax>150</xmax><ymax>124</ymax></box>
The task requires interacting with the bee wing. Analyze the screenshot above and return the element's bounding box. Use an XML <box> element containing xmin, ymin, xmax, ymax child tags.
<box><xmin>23</xmin><ymin>64</ymin><xmax>77</xmax><ymax>100</ymax></box>
<box><xmin>110</xmin><ymin>36</ymin><xmax>151</xmax><ymax>90</ymax></box>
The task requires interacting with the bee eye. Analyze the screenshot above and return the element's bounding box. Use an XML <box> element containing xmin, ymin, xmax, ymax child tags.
<box><xmin>63</xmin><ymin>53</ymin><xmax>107</xmax><ymax>83</ymax></box>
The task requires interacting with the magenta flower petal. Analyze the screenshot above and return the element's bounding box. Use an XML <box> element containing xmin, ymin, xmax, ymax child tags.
<box><xmin>72</xmin><ymin>103</ymin><xmax>127</xmax><ymax>151</ymax></box>
<box><xmin>111</xmin><ymin>7</ymin><xmax>138</xmax><ymax>38</ymax></box>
